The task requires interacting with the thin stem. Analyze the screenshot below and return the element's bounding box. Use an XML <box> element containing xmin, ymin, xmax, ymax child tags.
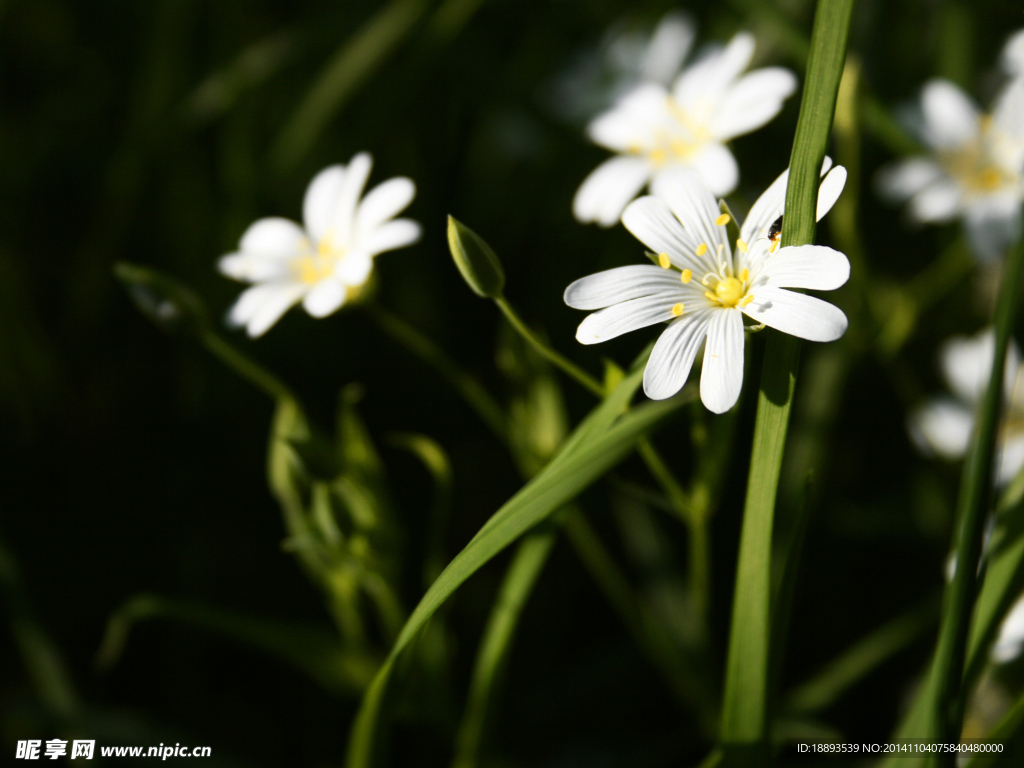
<box><xmin>365</xmin><ymin>301</ymin><xmax>508</xmax><ymax>440</ymax></box>
<box><xmin>200</xmin><ymin>329</ymin><xmax>295</xmax><ymax>403</ymax></box>
<box><xmin>929</xmin><ymin>236</ymin><xmax>1024</xmax><ymax>765</ymax></box>
<box><xmin>493</xmin><ymin>297</ymin><xmax>604</xmax><ymax>397</ymax></box>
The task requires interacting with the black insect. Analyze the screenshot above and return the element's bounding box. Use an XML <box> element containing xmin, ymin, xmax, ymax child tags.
<box><xmin>767</xmin><ymin>215</ymin><xmax>783</xmax><ymax>247</ymax></box>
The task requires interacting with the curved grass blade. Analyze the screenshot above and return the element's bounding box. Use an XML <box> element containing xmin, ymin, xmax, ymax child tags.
<box><xmin>96</xmin><ymin>594</ymin><xmax>380</xmax><ymax>695</ymax></box>
<box><xmin>345</xmin><ymin>366</ymin><xmax>688</xmax><ymax>767</ymax></box>
<box><xmin>718</xmin><ymin>0</ymin><xmax>854</xmax><ymax>762</ymax></box>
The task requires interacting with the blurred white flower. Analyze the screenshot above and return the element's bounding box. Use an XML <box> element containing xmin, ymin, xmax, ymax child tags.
<box><xmin>573</xmin><ymin>30</ymin><xmax>797</xmax><ymax>227</ymax></box>
<box><xmin>993</xmin><ymin>593</ymin><xmax>1024</xmax><ymax>663</ymax></box>
<box><xmin>876</xmin><ymin>31</ymin><xmax>1024</xmax><ymax>261</ymax></box>
<box><xmin>565</xmin><ymin>162</ymin><xmax>848</xmax><ymax>412</ymax></box>
<box><xmin>908</xmin><ymin>328</ymin><xmax>1024</xmax><ymax>485</ymax></box>
<box><xmin>219</xmin><ymin>153</ymin><xmax>420</xmax><ymax>337</ymax></box>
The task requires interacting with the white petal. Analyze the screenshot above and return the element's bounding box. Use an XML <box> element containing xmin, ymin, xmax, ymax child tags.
<box><xmin>238</xmin><ymin>217</ymin><xmax>306</xmax><ymax>255</ymax></box>
<box><xmin>760</xmin><ymin>245</ymin><xmax>850</xmax><ymax>291</ymax></box>
<box><xmin>699</xmin><ymin>308</ymin><xmax>745</xmax><ymax>413</ymax></box>
<box><xmin>228</xmin><ymin>283</ymin><xmax>306</xmax><ymax>338</ymax></box>
<box><xmin>588</xmin><ymin>84</ymin><xmax>672</xmax><ymax>152</ymax></box>
<box><xmin>908</xmin><ymin>399</ymin><xmax>974</xmax><ymax>460</ymax></box>
<box><xmin>741</xmin><ymin>286</ymin><xmax>847</xmax><ymax>342</ymax></box>
<box><xmin>331</xmin><ymin>152</ymin><xmax>373</xmax><ymax>247</ymax></box>
<box><xmin>337</xmin><ymin>252</ymin><xmax>374</xmax><ymax>286</ymax></box>
<box><xmin>940</xmin><ymin>328</ymin><xmax>1021</xmax><ymax>405</ymax></box>
<box><xmin>672</xmin><ymin>33</ymin><xmax>755</xmax><ymax>117</ymax></box>
<box><xmin>218</xmin><ymin>252</ymin><xmax>292</xmax><ymax>283</ymax></box>
<box><xmin>564</xmin><ymin>265</ymin><xmax>690</xmax><ymax>310</ymax></box>
<box><xmin>647</xmin><ymin>169</ymin><xmax>729</xmax><ymax>259</ymax></box>
<box><xmin>992</xmin><ymin>77</ymin><xmax>1024</xmax><ymax>147</ymax></box>
<box><xmin>359</xmin><ymin>218</ymin><xmax>421</xmax><ymax>256</ymax></box>
<box><xmin>303</xmin><ymin>166</ymin><xmax>346</xmax><ymax>243</ymax></box>
<box><xmin>643</xmin><ymin>309</ymin><xmax>715</xmax><ymax>399</ymax></box>
<box><xmin>682</xmin><ymin>142</ymin><xmax>739</xmax><ymax>197</ymax></box>
<box><xmin>302</xmin><ymin>279</ymin><xmax>347</xmax><ymax>318</ymax></box>
<box><xmin>816</xmin><ymin>166</ymin><xmax>847</xmax><ymax>221</ymax></box>
<box><xmin>621</xmin><ymin>195</ymin><xmax>706</xmax><ymax>273</ymax></box>
<box><xmin>640</xmin><ymin>11</ymin><xmax>695</xmax><ymax>85</ymax></box>
<box><xmin>1003</xmin><ymin>28</ymin><xmax>1024</xmax><ymax>75</ymax></box>
<box><xmin>573</xmin><ymin>155</ymin><xmax>652</xmax><ymax>227</ymax></box>
<box><xmin>993</xmin><ymin>595</ymin><xmax>1024</xmax><ymax>663</ymax></box>
<box><xmin>920</xmin><ymin>79</ymin><xmax>980</xmax><ymax>149</ymax></box>
<box><xmin>963</xmin><ymin>202</ymin><xmax>1023</xmax><ymax>263</ymax></box>
<box><xmin>875</xmin><ymin>158</ymin><xmax>946</xmax><ymax>203</ymax></box>
<box><xmin>739</xmin><ymin>158</ymin><xmax>838</xmax><ymax>245</ymax></box>
<box><xmin>711</xmin><ymin>67</ymin><xmax>798</xmax><ymax>141</ymax></box>
<box><xmin>908</xmin><ymin>181</ymin><xmax>961</xmax><ymax>223</ymax></box>
<box><xmin>575</xmin><ymin>294</ymin><xmax>681</xmax><ymax>345</ymax></box>
<box><xmin>997</xmin><ymin>433</ymin><xmax>1024</xmax><ymax>486</ymax></box>
<box><xmin>356</xmin><ymin>177</ymin><xmax>416</xmax><ymax>239</ymax></box>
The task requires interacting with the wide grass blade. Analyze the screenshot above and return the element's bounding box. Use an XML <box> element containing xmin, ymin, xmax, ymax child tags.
<box><xmin>718</xmin><ymin>0</ymin><xmax>854</xmax><ymax>762</ymax></box>
<box><xmin>345</xmin><ymin>365</ymin><xmax>689</xmax><ymax>767</ymax></box>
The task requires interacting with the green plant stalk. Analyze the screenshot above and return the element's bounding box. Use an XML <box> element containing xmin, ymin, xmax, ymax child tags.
<box><xmin>719</xmin><ymin>0</ymin><xmax>854</xmax><ymax>759</ymax></box>
<box><xmin>928</xmin><ymin>236</ymin><xmax>1024</xmax><ymax>765</ymax></box>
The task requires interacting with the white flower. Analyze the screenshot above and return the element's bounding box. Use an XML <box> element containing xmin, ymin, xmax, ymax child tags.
<box><xmin>908</xmin><ymin>328</ymin><xmax>1024</xmax><ymax>485</ymax></box>
<box><xmin>573</xmin><ymin>31</ymin><xmax>797</xmax><ymax>227</ymax></box>
<box><xmin>219</xmin><ymin>153</ymin><xmax>420</xmax><ymax>337</ymax></box>
<box><xmin>876</xmin><ymin>32</ymin><xmax>1024</xmax><ymax>261</ymax></box>
<box><xmin>565</xmin><ymin>162</ymin><xmax>849</xmax><ymax>413</ymax></box>
<box><xmin>993</xmin><ymin>593</ymin><xmax>1024</xmax><ymax>663</ymax></box>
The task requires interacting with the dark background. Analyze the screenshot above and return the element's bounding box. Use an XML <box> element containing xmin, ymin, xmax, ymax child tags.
<box><xmin>2</xmin><ymin>0</ymin><xmax>1022</xmax><ymax>765</ymax></box>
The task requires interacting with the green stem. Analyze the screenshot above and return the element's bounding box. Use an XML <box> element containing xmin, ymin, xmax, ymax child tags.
<box><xmin>719</xmin><ymin>0</ymin><xmax>854</xmax><ymax>760</ymax></box>
<box><xmin>200</xmin><ymin>329</ymin><xmax>295</xmax><ymax>403</ymax></box>
<box><xmin>365</xmin><ymin>301</ymin><xmax>508</xmax><ymax>440</ymax></box>
<box><xmin>494</xmin><ymin>297</ymin><xmax>604</xmax><ymax>397</ymax></box>
<box><xmin>928</xmin><ymin>236</ymin><xmax>1024</xmax><ymax>766</ymax></box>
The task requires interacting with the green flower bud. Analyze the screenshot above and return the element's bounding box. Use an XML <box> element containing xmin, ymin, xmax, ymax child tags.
<box><xmin>114</xmin><ymin>262</ymin><xmax>209</xmax><ymax>337</ymax></box>
<box><xmin>447</xmin><ymin>216</ymin><xmax>505</xmax><ymax>299</ymax></box>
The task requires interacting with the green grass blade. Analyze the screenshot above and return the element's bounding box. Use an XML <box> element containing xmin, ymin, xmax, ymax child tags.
<box><xmin>719</xmin><ymin>0</ymin><xmax>854</xmax><ymax>761</ymax></box>
<box><xmin>926</xmin><ymin>233</ymin><xmax>1024</xmax><ymax>760</ymax></box>
<box><xmin>345</xmin><ymin>367</ymin><xmax>689</xmax><ymax>767</ymax></box>
<box><xmin>272</xmin><ymin>0</ymin><xmax>430</xmax><ymax>171</ymax></box>
<box><xmin>451</xmin><ymin>523</ymin><xmax>558</xmax><ymax>768</ymax></box>
<box><xmin>95</xmin><ymin>594</ymin><xmax>380</xmax><ymax>695</ymax></box>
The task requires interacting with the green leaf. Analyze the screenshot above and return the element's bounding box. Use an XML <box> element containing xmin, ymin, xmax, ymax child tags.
<box><xmin>718</xmin><ymin>0</ymin><xmax>854</xmax><ymax>761</ymax></box>
<box><xmin>95</xmin><ymin>594</ymin><xmax>380</xmax><ymax>696</ymax></box>
<box><xmin>345</xmin><ymin>365</ymin><xmax>688</xmax><ymax>767</ymax></box>
<box><xmin>271</xmin><ymin>0</ymin><xmax>430</xmax><ymax>171</ymax></box>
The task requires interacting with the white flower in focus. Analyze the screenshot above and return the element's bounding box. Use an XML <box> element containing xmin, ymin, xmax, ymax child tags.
<box><xmin>909</xmin><ymin>328</ymin><xmax>1024</xmax><ymax>485</ymax></box>
<box><xmin>876</xmin><ymin>32</ymin><xmax>1024</xmax><ymax>261</ymax></box>
<box><xmin>573</xmin><ymin>31</ymin><xmax>798</xmax><ymax>227</ymax></box>
<box><xmin>219</xmin><ymin>153</ymin><xmax>420</xmax><ymax>337</ymax></box>
<box><xmin>565</xmin><ymin>162</ymin><xmax>849</xmax><ymax>413</ymax></box>
<box><xmin>993</xmin><ymin>593</ymin><xmax>1024</xmax><ymax>663</ymax></box>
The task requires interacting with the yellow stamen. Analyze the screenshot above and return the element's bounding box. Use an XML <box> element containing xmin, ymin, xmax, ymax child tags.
<box><xmin>770</xmin><ymin>240</ymin><xmax>780</xmax><ymax>253</ymax></box>
<box><xmin>704</xmin><ymin>291</ymin><xmax>718</xmax><ymax>302</ymax></box>
<box><xmin>715</xmin><ymin>213</ymin><xmax>730</xmax><ymax>226</ymax></box>
<box><xmin>695</xmin><ymin>243</ymin><xmax>708</xmax><ymax>256</ymax></box>
<box><xmin>671</xmin><ymin>302</ymin><xmax>685</xmax><ymax>317</ymax></box>
<box><xmin>714</xmin><ymin>277</ymin><xmax>744</xmax><ymax>307</ymax></box>
<box><xmin>658</xmin><ymin>252</ymin><xmax>671</xmax><ymax>269</ymax></box>
<box><xmin>649</xmin><ymin>148</ymin><xmax>667</xmax><ymax>167</ymax></box>
<box><xmin>736</xmin><ymin>238</ymin><xmax>748</xmax><ymax>253</ymax></box>
<box><xmin>740</xmin><ymin>295</ymin><xmax>755</xmax><ymax>307</ymax></box>
<box><xmin>680</xmin><ymin>269</ymin><xmax>692</xmax><ymax>284</ymax></box>
<box><xmin>739</xmin><ymin>268</ymin><xmax>749</xmax><ymax>282</ymax></box>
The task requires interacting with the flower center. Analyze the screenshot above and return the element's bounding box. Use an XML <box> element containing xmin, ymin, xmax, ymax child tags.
<box><xmin>714</xmin><ymin>277</ymin><xmax>744</xmax><ymax>307</ymax></box>
<box><xmin>294</xmin><ymin>237</ymin><xmax>345</xmax><ymax>285</ymax></box>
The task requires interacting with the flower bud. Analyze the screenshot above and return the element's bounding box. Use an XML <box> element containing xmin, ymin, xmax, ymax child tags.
<box><xmin>114</xmin><ymin>262</ymin><xmax>208</xmax><ymax>336</ymax></box>
<box><xmin>447</xmin><ymin>216</ymin><xmax>505</xmax><ymax>299</ymax></box>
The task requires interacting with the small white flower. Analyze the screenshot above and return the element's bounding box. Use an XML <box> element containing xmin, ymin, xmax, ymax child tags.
<box><xmin>573</xmin><ymin>31</ymin><xmax>797</xmax><ymax>227</ymax></box>
<box><xmin>876</xmin><ymin>32</ymin><xmax>1024</xmax><ymax>261</ymax></box>
<box><xmin>219</xmin><ymin>153</ymin><xmax>420</xmax><ymax>337</ymax></box>
<box><xmin>909</xmin><ymin>328</ymin><xmax>1024</xmax><ymax>485</ymax></box>
<box><xmin>565</xmin><ymin>162</ymin><xmax>850</xmax><ymax>413</ymax></box>
<box><xmin>993</xmin><ymin>593</ymin><xmax>1024</xmax><ymax>663</ymax></box>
